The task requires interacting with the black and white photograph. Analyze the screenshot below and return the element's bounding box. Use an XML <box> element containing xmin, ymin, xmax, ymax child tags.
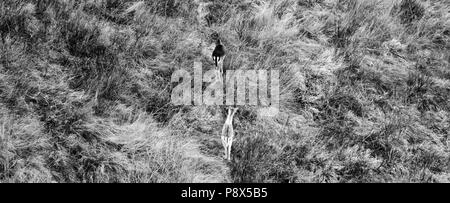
<box><xmin>0</xmin><ymin>0</ymin><xmax>449</xmax><ymax>189</ymax></box>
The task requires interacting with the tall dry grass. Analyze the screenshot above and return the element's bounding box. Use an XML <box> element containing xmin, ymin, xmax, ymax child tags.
<box><xmin>0</xmin><ymin>0</ymin><xmax>448</xmax><ymax>182</ymax></box>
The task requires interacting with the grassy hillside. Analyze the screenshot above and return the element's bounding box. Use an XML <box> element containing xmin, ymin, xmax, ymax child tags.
<box><xmin>0</xmin><ymin>0</ymin><xmax>449</xmax><ymax>182</ymax></box>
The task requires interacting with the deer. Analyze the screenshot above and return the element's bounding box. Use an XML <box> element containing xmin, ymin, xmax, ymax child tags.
<box><xmin>221</xmin><ymin>107</ymin><xmax>238</xmax><ymax>160</ymax></box>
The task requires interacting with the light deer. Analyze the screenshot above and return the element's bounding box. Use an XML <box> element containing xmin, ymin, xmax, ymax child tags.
<box><xmin>221</xmin><ymin>107</ymin><xmax>238</xmax><ymax>160</ymax></box>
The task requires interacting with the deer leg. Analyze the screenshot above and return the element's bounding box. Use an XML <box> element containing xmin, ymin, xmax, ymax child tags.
<box><xmin>221</xmin><ymin>123</ymin><xmax>228</xmax><ymax>159</ymax></box>
<box><xmin>227</xmin><ymin>125</ymin><xmax>234</xmax><ymax>160</ymax></box>
<box><xmin>223</xmin><ymin>108</ymin><xmax>232</xmax><ymax>160</ymax></box>
<box><xmin>221</xmin><ymin>138</ymin><xmax>228</xmax><ymax>159</ymax></box>
<box><xmin>222</xmin><ymin>108</ymin><xmax>232</xmax><ymax>159</ymax></box>
<box><xmin>225</xmin><ymin>107</ymin><xmax>237</xmax><ymax>160</ymax></box>
<box><xmin>223</xmin><ymin>138</ymin><xmax>228</xmax><ymax>159</ymax></box>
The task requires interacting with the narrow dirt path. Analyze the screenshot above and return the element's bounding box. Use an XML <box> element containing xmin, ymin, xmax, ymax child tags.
<box><xmin>188</xmin><ymin>131</ymin><xmax>232</xmax><ymax>183</ymax></box>
<box><xmin>180</xmin><ymin>0</ymin><xmax>233</xmax><ymax>183</ymax></box>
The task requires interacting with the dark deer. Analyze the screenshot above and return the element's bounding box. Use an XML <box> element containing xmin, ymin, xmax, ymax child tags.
<box><xmin>212</xmin><ymin>38</ymin><xmax>225</xmax><ymax>67</ymax></box>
